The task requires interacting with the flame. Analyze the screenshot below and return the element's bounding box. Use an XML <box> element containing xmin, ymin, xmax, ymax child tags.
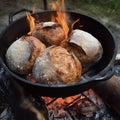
<box><xmin>71</xmin><ymin>18</ymin><xmax>80</xmax><ymax>30</ymax></box>
<box><xmin>51</xmin><ymin>0</ymin><xmax>69</xmax><ymax>39</ymax></box>
<box><xmin>26</xmin><ymin>12</ymin><xmax>35</xmax><ymax>35</ymax></box>
<box><xmin>26</xmin><ymin>0</ymin><xmax>80</xmax><ymax>38</ymax></box>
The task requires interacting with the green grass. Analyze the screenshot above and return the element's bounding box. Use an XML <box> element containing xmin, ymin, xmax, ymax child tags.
<box><xmin>47</xmin><ymin>0</ymin><xmax>120</xmax><ymax>25</ymax></box>
<box><xmin>64</xmin><ymin>0</ymin><xmax>120</xmax><ymax>25</ymax></box>
<box><xmin>1</xmin><ymin>0</ymin><xmax>120</xmax><ymax>25</ymax></box>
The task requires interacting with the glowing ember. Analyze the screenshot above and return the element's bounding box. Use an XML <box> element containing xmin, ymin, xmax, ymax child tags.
<box><xmin>41</xmin><ymin>89</ymin><xmax>106</xmax><ymax>119</ymax></box>
<box><xmin>42</xmin><ymin>95</ymin><xmax>84</xmax><ymax>109</ymax></box>
<box><xmin>28</xmin><ymin>73</ymin><xmax>36</xmax><ymax>83</ymax></box>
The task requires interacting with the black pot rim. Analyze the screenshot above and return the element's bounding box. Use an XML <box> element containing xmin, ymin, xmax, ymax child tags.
<box><xmin>0</xmin><ymin>10</ymin><xmax>117</xmax><ymax>89</ymax></box>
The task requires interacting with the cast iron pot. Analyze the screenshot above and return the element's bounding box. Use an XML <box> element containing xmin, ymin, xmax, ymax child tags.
<box><xmin>0</xmin><ymin>9</ymin><xmax>117</xmax><ymax>97</ymax></box>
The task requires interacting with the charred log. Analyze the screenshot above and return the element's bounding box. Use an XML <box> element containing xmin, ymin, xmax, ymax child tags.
<box><xmin>93</xmin><ymin>75</ymin><xmax>120</xmax><ymax>115</ymax></box>
<box><xmin>8</xmin><ymin>79</ymin><xmax>49</xmax><ymax>120</ymax></box>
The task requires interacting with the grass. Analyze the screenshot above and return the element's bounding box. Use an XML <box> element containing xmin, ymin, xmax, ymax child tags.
<box><xmin>64</xmin><ymin>0</ymin><xmax>120</xmax><ymax>25</ymax></box>
<box><xmin>47</xmin><ymin>0</ymin><xmax>120</xmax><ymax>26</ymax></box>
<box><xmin>1</xmin><ymin>0</ymin><xmax>120</xmax><ymax>26</ymax></box>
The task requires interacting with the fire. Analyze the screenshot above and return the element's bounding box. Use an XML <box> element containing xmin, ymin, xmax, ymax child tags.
<box><xmin>42</xmin><ymin>95</ymin><xmax>84</xmax><ymax>109</ymax></box>
<box><xmin>26</xmin><ymin>12</ymin><xmax>35</xmax><ymax>35</ymax></box>
<box><xmin>51</xmin><ymin>0</ymin><xmax>69</xmax><ymax>39</ymax></box>
<box><xmin>26</xmin><ymin>0</ymin><xmax>80</xmax><ymax>39</ymax></box>
<box><xmin>71</xmin><ymin>18</ymin><xmax>80</xmax><ymax>30</ymax></box>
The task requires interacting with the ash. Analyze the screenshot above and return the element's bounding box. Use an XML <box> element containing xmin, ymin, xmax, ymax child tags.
<box><xmin>0</xmin><ymin>67</ymin><xmax>120</xmax><ymax>120</ymax></box>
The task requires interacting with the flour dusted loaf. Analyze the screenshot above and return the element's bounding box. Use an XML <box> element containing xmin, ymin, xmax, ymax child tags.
<box><xmin>6</xmin><ymin>36</ymin><xmax>46</xmax><ymax>74</ymax></box>
<box><xmin>32</xmin><ymin>22</ymin><xmax>66</xmax><ymax>46</ymax></box>
<box><xmin>32</xmin><ymin>46</ymin><xmax>82</xmax><ymax>85</ymax></box>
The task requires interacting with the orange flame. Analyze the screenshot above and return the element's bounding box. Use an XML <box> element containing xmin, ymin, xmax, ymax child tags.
<box><xmin>51</xmin><ymin>0</ymin><xmax>69</xmax><ymax>39</ymax></box>
<box><xmin>26</xmin><ymin>0</ymin><xmax>80</xmax><ymax>38</ymax></box>
<box><xmin>71</xmin><ymin>18</ymin><xmax>80</xmax><ymax>30</ymax></box>
<box><xmin>26</xmin><ymin>12</ymin><xmax>35</xmax><ymax>35</ymax></box>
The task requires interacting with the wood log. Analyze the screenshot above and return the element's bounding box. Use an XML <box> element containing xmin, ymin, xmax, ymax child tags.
<box><xmin>93</xmin><ymin>75</ymin><xmax>120</xmax><ymax>115</ymax></box>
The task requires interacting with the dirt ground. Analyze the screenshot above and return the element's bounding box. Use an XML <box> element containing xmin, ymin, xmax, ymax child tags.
<box><xmin>0</xmin><ymin>1</ymin><xmax>120</xmax><ymax>54</ymax></box>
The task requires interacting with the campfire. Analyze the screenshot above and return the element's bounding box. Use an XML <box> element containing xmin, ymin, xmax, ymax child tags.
<box><xmin>0</xmin><ymin>71</ymin><xmax>120</xmax><ymax>119</ymax></box>
<box><xmin>42</xmin><ymin>89</ymin><xmax>100</xmax><ymax>119</ymax></box>
<box><xmin>0</xmin><ymin>0</ymin><xmax>119</xmax><ymax>119</ymax></box>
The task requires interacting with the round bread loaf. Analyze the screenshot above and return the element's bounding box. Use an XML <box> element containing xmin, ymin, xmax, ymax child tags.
<box><xmin>68</xmin><ymin>29</ymin><xmax>103</xmax><ymax>71</ymax></box>
<box><xmin>6</xmin><ymin>36</ymin><xmax>46</xmax><ymax>74</ymax></box>
<box><xmin>32</xmin><ymin>22</ymin><xmax>66</xmax><ymax>46</ymax></box>
<box><xmin>32</xmin><ymin>46</ymin><xmax>82</xmax><ymax>85</ymax></box>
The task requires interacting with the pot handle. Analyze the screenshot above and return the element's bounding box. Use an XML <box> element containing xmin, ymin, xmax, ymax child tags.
<box><xmin>93</xmin><ymin>65</ymin><xmax>114</xmax><ymax>81</ymax></box>
<box><xmin>9</xmin><ymin>8</ymin><xmax>33</xmax><ymax>24</ymax></box>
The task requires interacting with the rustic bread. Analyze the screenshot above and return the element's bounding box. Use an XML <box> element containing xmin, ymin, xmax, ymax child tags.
<box><xmin>32</xmin><ymin>46</ymin><xmax>82</xmax><ymax>85</ymax></box>
<box><xmin>66</xmin><ymin>29</ymin><xmax>103</xmax><ymax>71</ymax></box>
<box><xmin>32</xmin><ymin>22</ymin><xmax>66</xmax><ymax>46</ymax></box>
<box><xmin>6</xmin><ymin>36</ymin><xmax>46</xmax><ymax>74</ymax></box>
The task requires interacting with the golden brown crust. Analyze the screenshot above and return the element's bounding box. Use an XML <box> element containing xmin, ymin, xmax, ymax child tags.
<box><xmin>49</xmin><ymin>46</ymin><xmax>82</xmax><ymax>84</ymax></box>
<box><xmin>6</xmin><ymin>36</ymin><xmax>46</xmax><ymax>74</ymax></box>
<box><xmin>24</xmin><ymin>36</ymin><xmax>46</xmax><ymax>64</ymax></box>
<box><xmin>32</xmin><ymin>22</ymin><xmax>66</xmax><ymax>46</ymax></box>
<box><xmin>32</xmin><ymin>46</ymin><xmax>82</xmax><ymax>85</ymax></box>
<box><xmin>67</xmin><ymin>29</ymin><xmax>103</xmax><ymax>71</ymax></box>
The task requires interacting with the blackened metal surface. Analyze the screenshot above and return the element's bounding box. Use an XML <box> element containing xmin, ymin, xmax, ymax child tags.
<box><xmin>114</xmin><ymin>65</ymin><xmax>120</xmax><ymax>77</ymax></box>
<box><xmin>0</xmin><ymin>11</ymin><xmax>117</xmax><ymax>97</ymax></box>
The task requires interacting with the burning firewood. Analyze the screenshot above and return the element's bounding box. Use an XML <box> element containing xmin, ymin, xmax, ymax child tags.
<box><xmin>5</xmin><ymin>36</ymin><xmax>46</xmax><ymax>74</ymax></box>
<box><xmin>32</xmin><ymin>46</ymin><xmax>82</xmax><ymax>84</ymax></box>
<box><xmin>67</xmin><ymin>29</ymin><xmax>103</xmax><ymax>71</ymax></box>
<box><xmin>32</xmin><ymin>21</ymin><xmax>66</xmax><ymax>46</ymax></box>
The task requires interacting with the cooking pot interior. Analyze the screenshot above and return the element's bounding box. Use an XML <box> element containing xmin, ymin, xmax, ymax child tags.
<box><xmin>0</xmin><ymin>11</ymin><xmax>116</xmax><ymax>80</ymax></box>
